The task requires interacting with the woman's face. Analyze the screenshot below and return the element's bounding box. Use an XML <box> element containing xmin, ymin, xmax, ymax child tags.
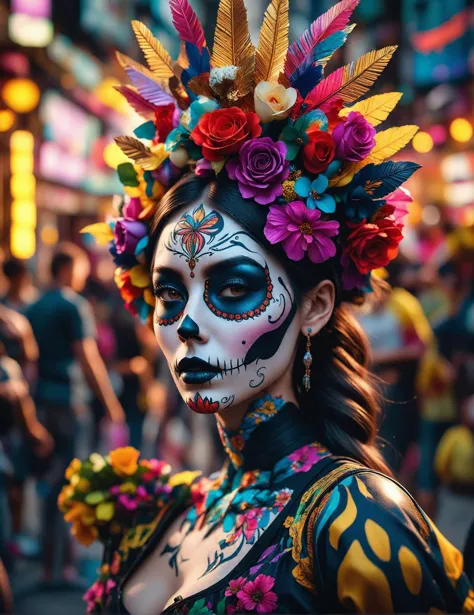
<box><xmin>151</xmin><ymin>196</ymin><xmax>302</xmax><ymax>415</ymax></box>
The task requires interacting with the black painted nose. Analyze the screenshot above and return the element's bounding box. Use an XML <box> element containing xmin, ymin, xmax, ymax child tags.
<box><xmin>177</xmin><ymin>315</ymin><xmax>201</xmax><ymax>342</ymax></box>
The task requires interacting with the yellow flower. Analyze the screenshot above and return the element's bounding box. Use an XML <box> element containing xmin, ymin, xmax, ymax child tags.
<box><xmin>65</xmin><ymin>458</ymin><xmax>81</xmax><ymax>481</ymax></box>
<box><xmin>119</xmin><ymin>482</ymin><xmax>137</xmax><ymax>494</ymax></box>
<box><xmin>109</xmin><ymin>447</ymin><xmax>140</xmax><ymax>477</ymax></box>
<box><xmin>90</xmin><ymin>453</ymin><xmax>107</xmax><ymax>472</ymax></box>
<box><xmin>101</xmin><ymin>564</ymin><xmax>110</xmax><ymax>576</ymax></box>
<box><xmin>96</xmin><ymin>502</ymin><xmax>116</xmax><ymax>522</ymax></box>
<box><xmin>76</xmin><ymin>478</ymin><xmax>91</xmax><ymax>492</ymax></box>
<box><xmin>254</xmin><ymin>81</ymin><xmax>297</xmax><ymax>123</ymax></box>
<box><xmin>283</xmin><ymin>515</ymin><xmax>295</xmax><ymax>528</ymax></box>
<box><xmin>71</xmin><ymin>520</ymin><xmax>98</xmax><ymax>547</ymax></box>
<box><xmin>168</xmin><ymin>471</ymin><xmax>201</xmax><ymax>488</ymax></box>
<box><xmin>261</xmin><ymin>400</ymin><xmax>277</xmax><ymax>415</ymax></box>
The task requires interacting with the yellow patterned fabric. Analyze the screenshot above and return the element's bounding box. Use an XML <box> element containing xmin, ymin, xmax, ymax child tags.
<box><xmin>293</xmin><ymin>468</ymin><xmax>473</xmax><ymax>613</ymax></box>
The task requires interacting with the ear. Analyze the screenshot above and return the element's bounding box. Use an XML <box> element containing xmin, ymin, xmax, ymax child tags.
<box><xmin>300</xmin><ymin>280</ymin><xmax>335</xmax><ymax>336</ymax></box>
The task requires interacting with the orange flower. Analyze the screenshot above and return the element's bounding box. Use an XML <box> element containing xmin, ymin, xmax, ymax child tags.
<box><xmin>109</xmin><ymin>447</ymin><xmax>140</xmax><ymax>476</ymax></box>
<box><xmin>64</xmin><ymin>502</ymin><xmax>96</xmax><ymax>526</ymax></box>
<box><xmin>58</xmin><ymin>485</ymin><xmax>74</xmax><ymax>512</ymax></box>
<box><xmin>71</xmin><ymin>520</ymin><xmax>98</xmax><ymax>547</ymax></box>
<box><xmin>65</xmin><ymin>458</ymin><xmax>81</xmax><ymax>480</ymax></box>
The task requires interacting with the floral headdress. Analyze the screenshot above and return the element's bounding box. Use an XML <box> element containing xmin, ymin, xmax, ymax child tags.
<box><xmin>83</xmin><ymin>0</ymin><xmax>420</xmax><ymax>324</ymax></box>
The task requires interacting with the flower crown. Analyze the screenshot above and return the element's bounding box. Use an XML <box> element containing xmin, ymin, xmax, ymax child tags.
<box><xmin>83</xmin><ymin>0</ymin><xmax>420</xmax><ymax>324</ymax></box>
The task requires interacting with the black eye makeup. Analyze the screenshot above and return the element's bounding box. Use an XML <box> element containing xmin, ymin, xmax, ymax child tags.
<box><xmin>152</xmin><ymin>270</ymin><xmax>187</xmax><ymax>326</ymax></box>
<box><xmin>203</xmin><ymin>257</ymin><xmax>273</xmax><ymax>322</ymax></box>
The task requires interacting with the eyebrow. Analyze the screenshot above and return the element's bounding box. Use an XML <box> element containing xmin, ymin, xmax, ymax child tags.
<box><xmin>201</xmin><ymin>255</ymin><xmax>264</xmax><ymax>278</ymax></box>
<box><xmin>152</xmin><ymin>266</ymin><xmax>185</xmax><ymax>283</ymax></box>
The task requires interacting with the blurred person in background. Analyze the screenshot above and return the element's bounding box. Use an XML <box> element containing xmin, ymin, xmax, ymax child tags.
<box><xmin>0</xmin><ymin>303</ymin><xmax>39</xmax><ymax>558</ymax></box>
<box><xmin>26</xmin><ymin>244</ymin><xmax>125</xmax><ymax>582</ymax></box>
<box><xmin>0</xmin><ymin>258</ymin><xmax>37</xmax><ymax>314</ymax></box>
<box><xmin>357</xmin><ymin>266</ymin><xmax>433</xmax><ymax>479</ymax></box>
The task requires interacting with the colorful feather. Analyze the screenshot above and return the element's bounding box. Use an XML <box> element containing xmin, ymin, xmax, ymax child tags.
<box><xmin>255</xmin><ymin>0</ymin><xmax>289</xmax><ymax>84</ymax></box>
<box><xmin>290</xmin><ymin>26</ymin><xmax>353</xmax><ymax>94</ymax></box>
<box><xmin>351</xmin><ymin>161</ymin><xmax>421</xmax><ymax>199</ymax></box>
<box><xmin>123</xmin><ymin>67</ymin><xmax>175</xmax><ymax>106</ymax></box>
<box><xmin>169</xmin><ymin>0</ymin><xmax>206</xmax><ymax>51</ymax></box>
<box><xmin>114</xmin><ymin>86</ymin><xmax>158</xmax><ymax>121</ymax></box>
<box><xmin>284</xmin><ymin>0</ymin><xmax>359</xmax><ymax>79</ymax></box>
<box><xmin>363</xmin><ymin>125</ymin><xmax>419</xmax><ymax>164</ymax></box>
<box><xmin>211</xmin><ymin>0</ymin><xmax>255</xmax><ymax>69</ymax></box>
<box><xmin>304</xmin><ymin>45</ymin><xmax>397</xmax><ymax>112</ymax></box>
<box><xmin>131</xmin><ymin>21</ymin><xmax>176</xmax><ymax>79</ymax></box>
<box><xmin>339</xmin><ymin>92</ymin><xmax>403</xmax><ymax>126</ymax></box>
<box><xmin>181</xmin><ymin>42</ymin><xmax>210</xmax><ymax>86</ymax></box>
<box><xmin>114</xmin><ymin>136</ymin><xmax>167</xmax><ymax>171</ymax></box>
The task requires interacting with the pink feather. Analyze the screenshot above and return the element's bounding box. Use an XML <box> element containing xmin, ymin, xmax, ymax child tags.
<box><xmin>303</xmin><ymin>67</ymin><xmax>344</xmax><ymax>112</ymax></box>
<box><xmin>170</xmin><ymin>0</ymin><xmax>206</xmax><ymax>51</ymax></box>
<box><xmin>114</xmin><ymin>86</ymin><xmax>158</xmax><ymax>121</ymax></box>
<box><xmin>284</xmin><ymin>0</ymin><xmax>359</xmax><ymax>79</ymax></box>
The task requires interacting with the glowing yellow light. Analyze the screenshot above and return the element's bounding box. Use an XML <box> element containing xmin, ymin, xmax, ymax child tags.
<box><xmin>11</xmin><ymin>201</ymin><xmax>37</xmax><ymax>227</ymax></box>
<box><xmin>40</xmin><ymin>225</ymin><xmax>59</xmax><ymax>246</ymax></box>
<box><xmin>10</xmin><ymin>224</ymin><xmax>36</xmax><ymax>260</ymax></box>
<box><xmin>2</xmin><ymin>79</ymin><xmax>41</xmax><ymax>114</ymax></box>
<box><xmin>412</xmin><ymin>131</ymin><xmax>434</xmax><ymax>154</ymax></box>
<box><xmin>10</xmin><ymin>152</ymin><xmax>34</xmax><ymax>175</ymax></box>
<box><xmin>10</xmin><ymin>130</ymin><xmax>34</xmax><ymax>151</ymax></box>
<box><xmin>104</xmin><ymin>141</ymin><xmax>130</xmax><ymax>169</ymax></box>
<box><xmin>450</xmin><ymin>118</ymin><xmax>473</xmax><ymax>143</ymax></box>
<box><xmin>0</xmin><ymin>110</ymin><xmax>15</xmax><ymax>132</ymax></box>
<box><xmin>95</xmin><ymin>77</ymin><xmax>129</xmax><ymax>114</ymax></box>
<box><xmin>10</xmin><ymin>174</ymin><xmax>36</xmax><ymax>200</ymax></box>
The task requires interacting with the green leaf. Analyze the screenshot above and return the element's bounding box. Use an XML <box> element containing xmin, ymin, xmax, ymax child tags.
<box><xmin>217</xmin><ymin>598</ymin><xmax>226</xmax><ymax>615</ymax></box>
<box><xmin>117</xmin><ymin>162</ymin><xmax>139</xmax><ymax>187</ymax></box>
<box><xmin>285</xmin><ymin>143</ymin><xmax>300</xmax><ymax>161</ymax></box>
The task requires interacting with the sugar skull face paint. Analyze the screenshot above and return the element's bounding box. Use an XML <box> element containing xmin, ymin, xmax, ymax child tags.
<box><xmin>152</xmin><ymin>197</ymin><xmax>302</xmax><ymax>414</ymax></box>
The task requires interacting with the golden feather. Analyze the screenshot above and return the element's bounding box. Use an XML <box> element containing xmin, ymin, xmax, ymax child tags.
<box><xmin>329</xmin><ymin>124</ymin><xmax>419</xmax><ymax>187</ymax></box>
<box><xmin>131</xmin><ymin>21</ymin><xmax>176</xmax><ymax>79</ymax></box>
<box><xmin>211</xmin><ymin>0</ymin><xmax>255</xmax><ymax>70</ymax></box>
<box><xmin>115</xmin><ymin>51</ymin><xmax>173</xmax><ymax>95</ymax></box>
<box><xmin>255</xmin><ymin>0</ymin><xmax>289</xmax><ymax>84</ymax></box>
<box><xmin>340</xmin><ymin>92</ymin><xmax>403</xmax><ymax>126</ymax></box>
<box><xmin>177</xmin><ymin>41</ymin><xmax>190</xmax><ymax>70</ymax></box>
<box><xmin>364</xmin><ymin>125</ymin><xmax>419</xmax><ymax>164</ymax></box>
<box><xmin>115</xmin><ymin>136</ymin><xmax>163</xmax><ymax>171</ymax></box>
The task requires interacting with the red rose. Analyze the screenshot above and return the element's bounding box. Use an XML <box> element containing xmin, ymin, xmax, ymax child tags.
<box><xmin>302</xmin><ymin>127</ymin><xmax>335</xmax><ymax>174</ymax></box>
<box><xmin>190</xmin><ymin>107</ymin><xmax>262</xmax><ymax>162</ymax></box>
<box><xmin>343</xmin><ymin>218</ymin><xmax>404</xmax><ymax>275</ymax></box>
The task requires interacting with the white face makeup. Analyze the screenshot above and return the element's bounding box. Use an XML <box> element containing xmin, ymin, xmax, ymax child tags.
<box><xmin>152</xmin><ymin>197</ymin><xmax>302</xmax><ymax>415</ymax></box>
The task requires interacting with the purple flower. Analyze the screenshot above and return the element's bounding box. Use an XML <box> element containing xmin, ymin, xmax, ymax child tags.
<box><xmin>118</xmin><ymin>494</ymin><xmax>138</xmax><ymax>511</ymax></box>
<box><xmin>226</xmin><ymin>137</ymin><xmax>290</xmax><ymax>205</ymax></box>
<box><xmin>195</xmin><ymin>158</ymin><xmax>214</xmax><ymax>177</ymax></box>
<box><xmin>114</xmin><ymin>219</ymin><xmax>148</xmax><ymax>255</ymax></box>
<box><xmin>264</xmin><ymin>201</ymin><xmax>339</xmax><ymax>264</ymax></box>
<box><xmin>333</xmin><ymin>112</ymin><xmax>376</xmax><ymax>162</ymax></box>
<box><xmin>340</xmin><ymin>253</ymin><xmax>370</xmax><ymax>291</ymax></box>
<box><xmin>122</xmin><ymin>197</ymin><xmax>142</xmax><ymax>221</ymax></box>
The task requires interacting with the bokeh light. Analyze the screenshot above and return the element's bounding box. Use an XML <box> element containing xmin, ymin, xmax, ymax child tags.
<box><xmin>413</xmin><ymin>131</ymin><xmax>434</xmax><ymax>154</ymax></box>
<box><xmin>2</xmin><ymin>78</ymin><xmax>41</xmax><ymax>113</ymax></box>
<box><xmin>450</xmin><ymin>118</ymin><xmax>473</xmax><ymax>143</ymax></box>
<box><xmin>0</xmin><ymin>109</ymin><xmax>15</xmax><ymax>132</ymax></box>
<box><xmin>103</xmin><ymin>141</ymin><xmax>130</xmax><ymax>169</ymax></box>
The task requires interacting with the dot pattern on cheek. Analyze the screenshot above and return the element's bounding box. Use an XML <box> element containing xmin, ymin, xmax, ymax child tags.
<box><xmin>155</xmin><ymin>311</ymin><xmax>184</xmax><ymax>326</ymax></box>
<box><xmin>203</xmin><ymin>268</ymin><xmax>274</xmax><ymax>322</ymax></box>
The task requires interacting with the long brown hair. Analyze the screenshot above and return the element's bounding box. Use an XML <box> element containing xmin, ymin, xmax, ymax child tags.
<box><xmin>148</xmin><ymin>173</ymin><xmax>391</xmax><ymax>475</ymax></box>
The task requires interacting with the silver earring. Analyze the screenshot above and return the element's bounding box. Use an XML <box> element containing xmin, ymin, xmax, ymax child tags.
<box><xmin>302</xmin><ymin>328</ymin><xmax>312</xmax><ymax>392</ymax></box>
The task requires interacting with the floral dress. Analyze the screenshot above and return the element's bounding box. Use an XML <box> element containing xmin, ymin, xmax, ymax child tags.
<box><xmin>61</xmin><ymin>396</ymin><xmax>474</xmax><ymax>614</ymax></box>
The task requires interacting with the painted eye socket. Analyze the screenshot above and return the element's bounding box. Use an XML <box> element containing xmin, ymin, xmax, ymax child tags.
<box><xmin>154</xmin><ymin>285</ymin><xmax>184</xmax><ymax>303</ymax></box>
<box><xmin>219</xmin><ymin>282</ymin><xmax>249</xmax><ymax>298</ymax></box>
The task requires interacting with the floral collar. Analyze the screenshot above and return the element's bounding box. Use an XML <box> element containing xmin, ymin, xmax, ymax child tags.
<box><xmin>216</xmin><ymin>395</ymin><xmax>288</xmax><ymax>470</ymax></box>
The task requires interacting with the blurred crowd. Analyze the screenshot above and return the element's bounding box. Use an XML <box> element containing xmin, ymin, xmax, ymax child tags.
<box><xmin>0</xmin><ymin>223</ymin><xmax>473</xmax><ymax>608</ymax></box>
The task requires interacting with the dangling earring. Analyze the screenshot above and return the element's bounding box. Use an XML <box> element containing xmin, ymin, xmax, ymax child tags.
<box><xmin>302</xmin><ymin>328</ymin><xmax>312</xmax><ymax>392</ymax></box>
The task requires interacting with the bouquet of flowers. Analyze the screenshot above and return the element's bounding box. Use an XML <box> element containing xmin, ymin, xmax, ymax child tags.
<box><xmin>58</xmin><ymin>446</ymin><xmax>199</xmax><ymax>546</ymax></box>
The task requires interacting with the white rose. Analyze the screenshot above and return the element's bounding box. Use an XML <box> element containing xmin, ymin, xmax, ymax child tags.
<box><xmin>254</xmin><ymin>81</ymin><xmax>297</xmax><ymax>124</ymax></box>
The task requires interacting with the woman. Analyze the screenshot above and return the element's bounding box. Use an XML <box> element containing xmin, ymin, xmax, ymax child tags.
<box><xmin>59</xmin><ymin>0</ymin><xmax>474</xmax><ymax>612</ymax></box>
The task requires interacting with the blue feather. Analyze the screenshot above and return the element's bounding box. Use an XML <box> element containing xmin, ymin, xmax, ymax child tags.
<box><xmin>291</xmin><ymin>64</ymin><xmax>323</xmax><ymax>98</ymax></box>
<box><xmin>352</xmin><ymin>161</ymin><xmax>421</xmax><ymax>199</ymax></box>
<box><xmin>313</xmin><ymin>30</ymin><xmax>350</xmax><ymax>65</ymax></box>
<box><xmin>181</xmin><ymin>42</ymin><xmax>210</xmax><ymax>86</ymax></box>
